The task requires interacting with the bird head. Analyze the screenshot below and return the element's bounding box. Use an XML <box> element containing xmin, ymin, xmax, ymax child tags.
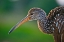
<box><xmin>8</xmin><ymin>7</ymin><xmax>46</xmax><ymax>34</ymax></box>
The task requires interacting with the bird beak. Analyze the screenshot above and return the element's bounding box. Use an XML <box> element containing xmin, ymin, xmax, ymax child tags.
<box><xmin>8</xmin><ymin>15</ymin><xmax>30</xmax><ymax>34</ymax></box>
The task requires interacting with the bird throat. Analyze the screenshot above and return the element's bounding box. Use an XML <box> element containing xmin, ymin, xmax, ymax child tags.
<box><xmin>37</xmin><ymin>15</ymin><xmax>50</xmax><ymax>34</ymax></box>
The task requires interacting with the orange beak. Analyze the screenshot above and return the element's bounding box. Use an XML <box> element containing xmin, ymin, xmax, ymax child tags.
<box><xmin>8</xmin><ymin>16</ymin><xmax>30</xmax><ymax>34</ymax></box>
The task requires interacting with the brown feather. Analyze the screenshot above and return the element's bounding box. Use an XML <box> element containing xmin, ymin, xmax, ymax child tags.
<box><xmin>48</xmin><ymin>6</ymin><xmax>64</xmax><ymax>42</ymax></box>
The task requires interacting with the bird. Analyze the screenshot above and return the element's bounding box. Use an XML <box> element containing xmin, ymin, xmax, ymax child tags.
<box><xmin>8</xmin><ymin>6</ymin><xmax>64</xmax><ymax>42</ymax></box>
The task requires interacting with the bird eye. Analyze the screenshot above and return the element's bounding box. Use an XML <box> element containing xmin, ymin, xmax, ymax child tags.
<box><xmin>30</xmin><ymin>13</ymin><xmax>33</xmax><ymax>15</ymax></box>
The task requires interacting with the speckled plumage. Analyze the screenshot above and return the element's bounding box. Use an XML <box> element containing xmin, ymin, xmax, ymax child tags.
<box><xmin>47</xmin><ymin>6</ymin><xmax>64</xmax><ymax>42</ymax></box>
<box><xmin>9</xmin><ymin>6</ymin><xmax>64</xmax><ymax>42</ymax></box>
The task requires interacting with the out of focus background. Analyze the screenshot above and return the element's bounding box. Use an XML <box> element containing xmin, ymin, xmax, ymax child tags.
<box><xmin>0</xmin><ymin>0</ymin><xmax>58</xmax><ymax>42</ymax></box>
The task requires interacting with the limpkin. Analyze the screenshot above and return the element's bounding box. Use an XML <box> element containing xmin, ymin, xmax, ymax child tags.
<box><xmin>9</xmin><ymin>6</ymin><xmax>64</xmax><ymax>42</ymax></box>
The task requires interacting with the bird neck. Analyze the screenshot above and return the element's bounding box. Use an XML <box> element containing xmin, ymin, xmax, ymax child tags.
<box><xmin>37</xmin><ymin>15</ymin><xmax>48</xmax><ymax>33</ymax></box>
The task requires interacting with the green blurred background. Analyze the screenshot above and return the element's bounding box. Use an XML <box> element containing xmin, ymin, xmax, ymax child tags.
<box><xmin>0</xmin><ymin>0</ymin><xmax>59</xmax><ymax>42</ymax></box>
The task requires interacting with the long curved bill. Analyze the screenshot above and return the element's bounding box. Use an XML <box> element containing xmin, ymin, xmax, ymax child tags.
<box><xmin>8</xmin><ymin>16</ymin><xmax>30</xmax><ymax>34</ymax></box>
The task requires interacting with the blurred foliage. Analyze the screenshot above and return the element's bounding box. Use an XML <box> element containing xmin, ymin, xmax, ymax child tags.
<box><xmin>0</xmin><ymin>0</ymin><xmax>58</xmax><ymax>42</ymax></box>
